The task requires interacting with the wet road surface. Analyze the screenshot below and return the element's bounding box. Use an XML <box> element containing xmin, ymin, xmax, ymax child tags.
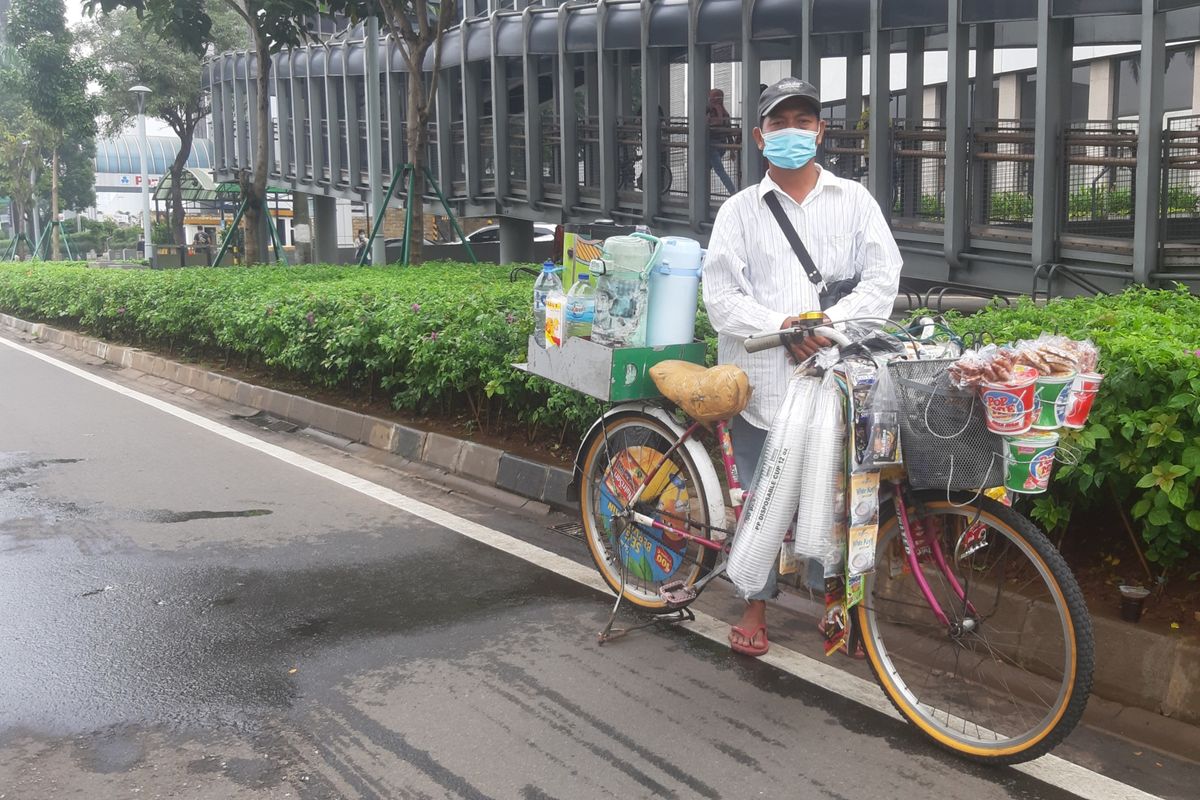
<box><xmin>0</xmin><ymin>335</ymin><xmax>1191</xmax><ymax>799</ymax></box>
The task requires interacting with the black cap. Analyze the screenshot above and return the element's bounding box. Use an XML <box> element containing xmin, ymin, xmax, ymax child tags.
<box><xmin>757</xmin><ymin>77</ymin><xmax>821</xmax><ymax>121</ymax></box>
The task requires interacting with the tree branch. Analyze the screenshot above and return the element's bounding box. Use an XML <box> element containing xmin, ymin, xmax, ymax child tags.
<box><xmin>222</xmin><ymin>0</ymin><xmax>253</xmax><ymax>29</ymax></box>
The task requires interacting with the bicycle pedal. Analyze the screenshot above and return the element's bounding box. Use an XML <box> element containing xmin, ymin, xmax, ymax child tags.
<box><xmin>659</xmin><ymin>580</ymin><xmax>697</xmax><ymax>608</ymax></box>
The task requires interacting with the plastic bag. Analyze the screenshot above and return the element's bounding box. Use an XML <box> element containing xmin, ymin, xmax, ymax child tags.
<box><xmin>791</xmin><ymin>371</ymin><xmax>848</xmax><ymax>577</ymax></box>
<box><xmin>726</xmin><ymin>373</ymin><xmax>819</xmax><ymax>598</ymax></box>
<box><xmin>852</xmin><ymin>357</ymin><xmax>900</xmax><ymax>469</ymax></box>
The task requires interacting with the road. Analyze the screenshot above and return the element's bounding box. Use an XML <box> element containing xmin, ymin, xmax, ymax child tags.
<box><xmin>0</xmin><ymin>331</ymin><xmax>1195</xmax><ymax>800</ymax></box>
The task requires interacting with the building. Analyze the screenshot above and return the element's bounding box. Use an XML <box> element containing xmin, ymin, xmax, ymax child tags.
<box><xmin>203</xmin><ymin>1</ymin><xmax>1200</xmax><ymax>294</ymax></box>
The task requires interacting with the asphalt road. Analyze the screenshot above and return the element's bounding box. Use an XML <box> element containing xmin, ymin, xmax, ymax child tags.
<box><xmin>0</xmin><ymin>333</ymin><xmax>1194</xmax><ymax>800</ymax></box>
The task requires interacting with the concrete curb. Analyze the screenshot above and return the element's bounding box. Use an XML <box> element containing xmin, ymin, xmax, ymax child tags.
<box><xmin>0</xmin><ymin>313</ymin><xmax>579</xmax><ymax>515</ymax></box>
<box><xmin>4</xmin><ymin>313</ymin><xmax>1199</xmax><ymax>730</ymax></box>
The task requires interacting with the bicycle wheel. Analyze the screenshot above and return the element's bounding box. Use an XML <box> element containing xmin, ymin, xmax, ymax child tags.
<box><xmin>579</xmin><ymin>413</ymin><xmax>718</xmax><ymax>612</ymax></box>
<box><xmin>856</xmin><ymin>492</ymin><xmax>1093</xmax><ymax>764</ymax></box>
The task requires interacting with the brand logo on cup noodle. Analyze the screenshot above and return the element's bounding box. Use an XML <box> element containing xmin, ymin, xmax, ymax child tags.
<box><xmin>983</xmin><ymin>389</ymin><xmax>1025</xmax><ymax>421</ymax></box>
<box><xmin>1025</xmin><ymin>448</ymin><xmax>1056</xmax><ymax>490</ymax></box>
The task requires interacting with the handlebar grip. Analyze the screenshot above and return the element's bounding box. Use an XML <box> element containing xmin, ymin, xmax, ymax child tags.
<box><xmin>813</xmin><ymin>325</ymin><xmax>853</xmax><ymax>347</ymax></box>
<box><xmin>743</xmin><ymin>330</ymin><xmax>786</xmax><ymax>353</ymax></box>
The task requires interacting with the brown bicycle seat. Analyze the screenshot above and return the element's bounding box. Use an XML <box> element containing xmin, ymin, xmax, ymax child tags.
<box><xmin>649</xmin><ymin>361</ymin><xmax>752</xmax><ymax>423</ymax></box>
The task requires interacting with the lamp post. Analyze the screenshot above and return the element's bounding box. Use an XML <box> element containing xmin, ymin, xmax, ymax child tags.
<box><xmin>130</xmin><ymin>85</ymin><xmax>152</xmax><ymax>258</ymax></box>
<box><xmin>22</xmin><ymin>140</ymin><xmax>39</xmax><ymax>255</ymax></box>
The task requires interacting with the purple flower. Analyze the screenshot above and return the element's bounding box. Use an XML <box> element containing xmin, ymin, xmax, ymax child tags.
<box><xmin>505</xmin><ymin>312</ymin><xmax>516</xmax><ymax>324</ymax></box>
<box><xmin>1194</xmin><ymin>349</ymin><xmax>1200</xmax><ymax>358</ymax></box>
<box><xmin>410</xmin><ymin>303</ymin><xmax>421</xmax><ymax>313</ymax></box>
<box><xmin>428</xmin><ymin>331</ymin><xmax>439</xmax><ymax>341</ymax></box>
<box><xmin>305</xmin><ymin>311</ymin><xmax>315</xmax><ymax>327</ymax></box>
<box><xmin>116</xmin><ymin>306</ymin><xmax>126</xmax><ymax>316</ymax></box>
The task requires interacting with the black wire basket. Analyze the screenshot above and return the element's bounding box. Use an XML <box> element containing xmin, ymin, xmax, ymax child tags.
<box><xmin>889</xmin><ymin>358</ymin><xmax>1006</xmax><ymax>492</ymax></box>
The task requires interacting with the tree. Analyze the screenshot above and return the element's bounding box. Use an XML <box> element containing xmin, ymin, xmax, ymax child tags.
<box><xmin>80</xmin><ymin>6</ymin><xmax>242</xmax><ymax>245</ymax></box>
<box><xmin>89</xmin><ymin>1</ymin><xmax>457</xmax><ymax>264</ymax></box>
<box><xmin>8</xmin><ymin>0</ymin><xmax>97</xmax><ymax>260</ymax></box>
<box><xmin>378</xmin><ymin>1</ymin><xmax>456</xmax><ymax>264</ymax></box>
<box><xmin>88</xmin><ymin>0</ymin><xmax>324</xmax><ymax>264</ymax></box>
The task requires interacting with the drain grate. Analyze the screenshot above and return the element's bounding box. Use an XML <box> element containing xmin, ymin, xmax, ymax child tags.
<box><xmin>234</xmin><ymin>411</ymin><xmax>300</xmax><ymax>434</ymax></box>
<box><xmin>549</xmin><ymin>521</ymin><xmax>584</xmax><ymax>540</ymax></box>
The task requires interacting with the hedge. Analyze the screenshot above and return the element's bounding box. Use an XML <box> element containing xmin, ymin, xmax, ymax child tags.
<box><xmin>0</xmin><ymin>262</ymin><xmax>1196</xmax><ymax>569</ymax></box>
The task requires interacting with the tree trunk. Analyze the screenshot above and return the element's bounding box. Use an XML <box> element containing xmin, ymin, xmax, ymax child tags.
<box><xmin>406</xmin><ymin>72</ymin><xmax>426</xmax><ymax>264</ymax></box>
<box><xmin>170</xmin><ymin>124</ymin><xmax>195</xmax><ymax>246</ymax></box>
<box><xmin>242</xmin><ymin>36</ymin><xmax>273</xmax><ymax>265</ymax></box>
<box><xmin>51</xmin><ymin>148</ymin><xmax>59</xmax><ymax>261</ymax></box>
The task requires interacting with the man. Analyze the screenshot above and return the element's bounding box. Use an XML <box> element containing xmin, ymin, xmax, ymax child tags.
<box><xmin>702</xmin><ymin>77</ymin><xmax>903</xmax><ymax>657</ymax></box>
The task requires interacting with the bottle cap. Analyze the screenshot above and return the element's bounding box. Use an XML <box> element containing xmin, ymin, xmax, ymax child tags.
<box><xmin>579</xmin><ymin>272</ymin><xmax>589</xmax><ymax>280</ymax></box>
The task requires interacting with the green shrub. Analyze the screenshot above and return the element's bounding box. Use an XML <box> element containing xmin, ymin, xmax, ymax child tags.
<box><xmin>947</xmin><ymin>286</ymin><xmax>1200</xmax><ymax>570</ymax></box>
<box><xmin>0</xmin><ymin>261</ymin><xmax>665</xmax><ymax>444</ymax></box>
<box><xmin>989</xmin><ymin>192</ymin><xmax>1033</xmax><ymax>222</ymax></box>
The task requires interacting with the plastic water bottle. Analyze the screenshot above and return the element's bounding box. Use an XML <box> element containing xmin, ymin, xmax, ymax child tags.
<box><xmin>533</xmin><ymin>259</ymin><xmax>563</xmax><ymax>349</ymax></box>
<box><xmin>565</xmin><ymin>272</ymin><xmax>596</xmax><ymax>340</ymax></box>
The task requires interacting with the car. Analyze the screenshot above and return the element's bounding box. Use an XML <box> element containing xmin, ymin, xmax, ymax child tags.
<box><xmin>459</xmin><ymin>223</ymin><xmax>557</xmax><ymax>244</ymax></box>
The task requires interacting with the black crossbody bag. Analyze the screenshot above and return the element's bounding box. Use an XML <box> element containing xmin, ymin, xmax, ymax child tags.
<box><xmin>763</xmin><ymin>191</ymin><xmax>858</xmax><ymax>311</ymax></box>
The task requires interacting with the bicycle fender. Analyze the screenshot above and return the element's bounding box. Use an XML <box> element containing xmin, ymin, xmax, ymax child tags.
<box><xmin>571</xmin><ymin>404</ymin><xmax>726</xmax><ymax>530</ymax></box>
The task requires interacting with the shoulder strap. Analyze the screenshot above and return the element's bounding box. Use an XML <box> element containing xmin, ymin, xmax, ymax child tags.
<box><xmin>763</xmin><ymin>191</ymin><xmax>825</xmax><ymax>292</ymax></box>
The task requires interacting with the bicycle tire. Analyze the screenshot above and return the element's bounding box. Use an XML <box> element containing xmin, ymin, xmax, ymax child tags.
<box><xmin>579</xmin><ymin>412</ymin><xmax>719</xmax><ymax>612</ymax></box>
<box><xmin>856</xmin><ymin>492</ymin><xmax>1093</xmax><ymax>765</ymax></box>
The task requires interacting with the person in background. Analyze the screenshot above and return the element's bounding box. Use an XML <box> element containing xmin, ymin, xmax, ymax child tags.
<box><xmin>702</xmin><ymin>77</ymin><xmax>903</xmax><ymax>658</ymax></box>
<box><xmin>706</xmin><ymin>89</ymin><xmax>738</xmax><ymax>196</ymax></box>
<box><xmin>354</xmin><ymin>229</ymin><xmax>369</xmax><ymax>265</ymax></box>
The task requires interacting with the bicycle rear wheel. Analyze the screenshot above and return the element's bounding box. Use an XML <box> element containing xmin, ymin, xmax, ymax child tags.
<box><xmin>856</xmin><ymin>492</ymin><xmax>1093</xmax><ymax>764</ymax></box>
<box><xmin>579</xmin><ymin>413</ymin><xmax>718</xmax><ymax>612</ymax></box>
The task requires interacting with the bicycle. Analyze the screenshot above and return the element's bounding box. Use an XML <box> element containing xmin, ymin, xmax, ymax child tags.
<box><xmin>573</xmin><ymin>319</ymin><xmax>1094</xmax><ymax>765</ymax></box>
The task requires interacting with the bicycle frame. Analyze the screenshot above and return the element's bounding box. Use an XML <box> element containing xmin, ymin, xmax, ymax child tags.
<box><xmin>602</xmin><ymin>369</ymin><xmax>983</xmax><ymax>631</ymax></box>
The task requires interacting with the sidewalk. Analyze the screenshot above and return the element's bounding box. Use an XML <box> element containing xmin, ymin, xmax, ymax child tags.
<box><xmin>3</xmin><ymin>312</ymin><xmax>1199</xmax><ymax>752</ymax></box>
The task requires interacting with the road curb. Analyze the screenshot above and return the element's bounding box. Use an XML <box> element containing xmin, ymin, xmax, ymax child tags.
<box><xmin>3</xmin><ymin>313</ymin><xmax>1199</xmax><ymax>738</ymax></box>
<box><xmin>0</xmin><ymin>313</ymin><xmax>580</xmax><ymax>517</ymax></box>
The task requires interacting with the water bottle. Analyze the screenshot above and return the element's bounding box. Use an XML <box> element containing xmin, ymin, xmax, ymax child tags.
<box><xmin>565</xmin><ymin>272</ymin><xmax>596</xmax><ymax>340</ymax></box>
<box><xmin>532</xmin><ymin>259</ymin><xmax>563</xmax><ymax>349</ymax></box>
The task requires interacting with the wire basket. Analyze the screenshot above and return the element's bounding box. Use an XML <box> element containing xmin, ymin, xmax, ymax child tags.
<box><xmin>889</xmin><ymin>358</ymin><xmax>1005</xmax><ymax>492</ymax></box>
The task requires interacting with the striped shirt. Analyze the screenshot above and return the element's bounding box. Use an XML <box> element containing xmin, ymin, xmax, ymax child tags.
<box><xmin>702</xmin><ymin>167</ymin><xmax>903</xmax><ymax>429</ymax></box>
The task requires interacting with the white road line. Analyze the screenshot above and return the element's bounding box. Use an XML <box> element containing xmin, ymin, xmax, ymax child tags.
<box><xmin>0</xmin><ymin>333</ymin><xmax>1163</xmax><ymax>800</ymax></box>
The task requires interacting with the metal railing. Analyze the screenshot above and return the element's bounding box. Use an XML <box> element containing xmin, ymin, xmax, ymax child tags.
<box><xmin>893</xmin><ymin>119</ymin><xmax>947</xmax><ymax>224</ymax></box>
<box><xmin>1062</xmin><ymin>121</ymin><xmax>1138</xmax><ymax>240</ymax></box>
<box><xmin>1162</xmin><ymin>116</ymin><xmax>1200</xmax><ymax>244</ymax></box>
<box><xmin>507</xmin><ymin>114</ymin><xmax>526</xmax><ymax>195</ymax></box>
<box><xmin>969</xmin><ymin>120</ymin><xmax>1036</xmax><ymax>234</ymax></box>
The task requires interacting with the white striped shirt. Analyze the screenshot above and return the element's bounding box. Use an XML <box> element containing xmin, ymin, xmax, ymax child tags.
<box><xmin>702</xmin><ymin>167</ymin><xmax>903</xmax><ymax>429</ymax></box>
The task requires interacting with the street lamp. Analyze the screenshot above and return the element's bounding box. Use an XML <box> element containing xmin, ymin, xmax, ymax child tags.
<box><xmin>130</xmin><ymin>85</ymin><xmax>152</xmax><ymax>258</ymax></box>
<box><xmin>22</xmin><ymin>140</ymin><xmax>38</xmax><ymax>253</ymax></box>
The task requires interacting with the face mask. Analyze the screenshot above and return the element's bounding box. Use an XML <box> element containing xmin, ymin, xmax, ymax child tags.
<box><xmin>761</xmin><ymin>128</ymin><xmax>819</xmax><ymax>170</ymax></box>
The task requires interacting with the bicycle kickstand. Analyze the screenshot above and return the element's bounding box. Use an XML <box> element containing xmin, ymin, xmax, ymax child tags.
<box><xmin>597</xmin><ymin>559</ymin><xmax>695</xmax><ymax>644</ymax></box>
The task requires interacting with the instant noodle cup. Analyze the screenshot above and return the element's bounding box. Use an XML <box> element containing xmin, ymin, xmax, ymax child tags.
<box><xmin>1063</xmin><ymin>372</ymin><xmax>1103</xmax><ymax>430</ymax></box>
<box><xmin>1004</xmin><ymin>431</ymin><xmax>1059</xmax><ymax>494</ymax></box>
<box><xmin>980</xmin><ymin>364</ymin><xmax>1038</xmax><ymax>435</ymax></box>
<box><xmin>1032</xmin><ymin>371</ymin><xmax>1077</xmax><ymax>431</ymax></box>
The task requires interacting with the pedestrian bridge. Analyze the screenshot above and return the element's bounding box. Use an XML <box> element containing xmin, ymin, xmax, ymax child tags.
<box><xmin>203</xmin><ymin>1</ymin><xmax>1200</xmax><ymax>295</ymax></box>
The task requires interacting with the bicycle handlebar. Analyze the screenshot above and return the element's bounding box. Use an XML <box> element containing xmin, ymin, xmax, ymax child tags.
<box><xmin>743</xmin><ymin>324</ymin><xmax>852</xmax><ymax>354</ymax></box>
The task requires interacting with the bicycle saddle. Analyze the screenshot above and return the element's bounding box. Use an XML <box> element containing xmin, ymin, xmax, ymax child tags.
<box><xmin>649</xmin><ymin>361</ymin><xmax>752</xmax><ymax>423</ymax></box>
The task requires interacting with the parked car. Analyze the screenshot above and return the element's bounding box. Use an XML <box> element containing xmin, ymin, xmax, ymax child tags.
<box><xmin>458</xmin><ymin>223</ymin><xmax>557</xmax><ymax>244</ymax></box>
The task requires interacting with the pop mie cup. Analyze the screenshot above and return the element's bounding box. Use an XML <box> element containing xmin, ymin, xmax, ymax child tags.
<box><xmin>980</xmin><ymin>364</ymin><xmax>1039</xmax><ymax>435</ymax></box>
<box><xmin>1063</xmin><ymin>372</ymin><xmax>1103</xmax><ymax>430</ymax></box>
<box><xmin>1032</xmin><ymin>371</ymin><xmax>1077</xmax><ymax>431</ymax></box>
<box><xmin>1003</xmin><ymin>431</ymin><xmax>1059</xmax><ymax>494</ymax></box>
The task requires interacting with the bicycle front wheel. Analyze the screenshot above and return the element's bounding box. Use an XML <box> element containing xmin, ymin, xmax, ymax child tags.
<box><xmin>579</xmin><ymin>413</ymin><xmax>718</xmax><ymax>612</ymax></box>
<box><xmin>857</xmin><ymin>492</ymin><xmax>1093</xmax><ymax>764</ymax></box>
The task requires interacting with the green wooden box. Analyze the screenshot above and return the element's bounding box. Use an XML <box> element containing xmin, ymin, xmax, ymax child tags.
<box><xmin>516</xmin><ymin>335</ymin><xmax>708</xmax><ymax>402</ymax></box>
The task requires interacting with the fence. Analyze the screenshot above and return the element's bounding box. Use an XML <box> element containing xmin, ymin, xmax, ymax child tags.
<box><xmin>822</xmin><ymin>118</ymin><xmax>867</xmax><ymax>183</ymax></box>
<box><xmin>507</xmin><ymin>114</ymin><xmax>526</xmax><ymax>196</ymax></box>
<box><xmin>969</xmin><ymin>120</ymin><xmax>1036</xmax><ymax>235</ymax></box>
<box><xmin>660</xmin><ymin>116</ymin><xmax>689</xmax><ymax>209</ymax></box>
<box><xmin>1062</xmin><ymin>121</ymin><xmax>1138</xmax><ymax>240</ymax></box>
<box><xmin>893</xmin><ymin>120</ymin><xmax>947</xmax><ymax>224</ymax></box>
<box><xmin>479</xmin><ymin>116</ymin><xmax>495</xmax><ymax>193</ymax></box>
<box><xmin>1162</xmin><ymin>115</ymin><xmax>1200</xmax><ymax>243</ymax></box>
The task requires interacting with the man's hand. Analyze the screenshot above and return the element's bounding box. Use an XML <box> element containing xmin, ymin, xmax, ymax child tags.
<box><xmin>780</xmin><ymin>314</ymin><xmax>832</xmax><ymax>362</ymax></box>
